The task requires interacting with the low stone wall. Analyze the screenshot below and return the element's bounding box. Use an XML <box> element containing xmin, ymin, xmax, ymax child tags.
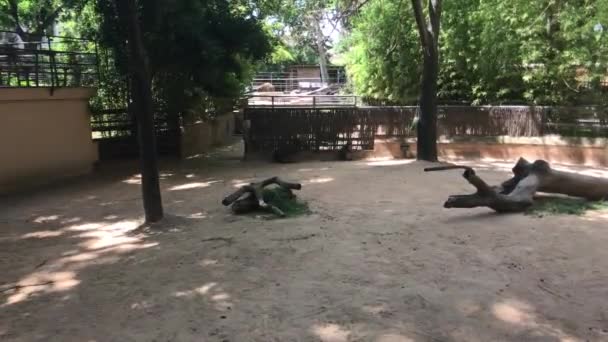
<box><xmin>0</xmin><ymin>87</ymin><xmax>98</xmax><ymax>194</ymax></box>
<box><xmin>370</xmin><ymin>136</ymin><xmax>608</xmax><ymax>167</ymax></box>
<box><xmin>180</xmin><ymin>112</ymin><xmax>235</xmax><ymax>158</ymax></box>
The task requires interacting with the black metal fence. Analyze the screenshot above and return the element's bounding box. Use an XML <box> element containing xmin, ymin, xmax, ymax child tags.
<box><xmin>0</xmin><ymin>31</ymin><xmax>98</xmax><ymax>88</ymax></box>
<box><xmin>90</xmin><ymin>107</ymin><xmax>182</xmax><ymax>159</ymax></box>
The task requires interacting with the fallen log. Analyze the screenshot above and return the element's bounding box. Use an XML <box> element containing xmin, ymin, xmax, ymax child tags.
<box><xmin>222</xmin><ymin>177</ymin><xmax>302</xmax><ymax>217</ymax></box>
<box><xmin>426</xmin><ymin>158</ymin><xmax>608</xmax><ymax>213</ymax></box>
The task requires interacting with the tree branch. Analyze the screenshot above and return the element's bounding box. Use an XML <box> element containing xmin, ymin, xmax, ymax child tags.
<box><xmin>35</xmin><ymin>7</ymin><xmax>64</xmax><ymax>36</ymax></box>
<box><xmin>429</xmin><ymin>0</ymin><xmax>442</xmax><ymax>44</ymax></box>
<box><xmin>7</xmin><ymin>0</ymin><xmax>26</xmax><ymax>36</ymax></box>
<box><xmin>411</xmin><ymin>0</ymin><xmax>429</xmax><ymax>49</ymax></box>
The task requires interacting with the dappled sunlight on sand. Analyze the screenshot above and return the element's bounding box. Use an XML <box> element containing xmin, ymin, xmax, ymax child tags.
<box><xmin>199</xmin><ymin>259</ymin><xmax>219</xmax><ymax>267</ymax></box>
<box><xmin>305</xmin><ymin>177</ymin><xmax>334</xmax><ymax>184</ymax></box>
<box><xmin>64</xmin><ymin>222</ymin><xmax>103</xmax><ymax>232</ymax></box>
<box><xmin>298</xmin><ymin>167</ymin><xmax>331</xmax><ymax>172</ymax></box>
<box><xmin>231</xmin><ymin>178</ymin><xmax>256</xmax><ymax>188</ymax></box>
<box><xmin>173</xmin><ymin>282</ymin><xmax>233</xmax><ymax>311</ymax></box>
<box><xmin>362</xmin><ymin>304</ymin><xmax>388</xmax><ymax>314</ymax></box>
<box><xmin>168</xmin><ymin>180</ymin><xmax>221</xmax><ymax>191</ymax></box>
<box><xmin>21</xmin><ymin>230</ymin><xmax>64</xmax><ymax>239</ymax></box>
<box><xmin>122</xmin><ymin>176</ymin><xmax>142</xmax><ymax>185</ymax></box>
<box><xmin>61</xmin><ymin>217</ymin><xmax>82</xmax><ymax>224</ymax></box>
<box><xmin>581</xmin><ymin>210</ymin><xmax>608</xmax><ymax>223</ymax></box>
<box><xmin>3</xmin><ymin>218</ymin><xmax>157</xmax><ymax>307</ymax></box>
<box><xmin>122</xmin><ymin>172</ymin><xmax>175</xmax><ymax>185</ymax></box>
<box><xmin>186</xmin><ymin>212</ymin><xmax>208</xmax><ymax>219</ymax></box>
<box><xmin>130</xmin><ymin>300</ymin><xmax>155</xmax><ymax>310</ymax></box>
<box><xmin>174</xmin><ymin>283</ymin><xmax>217</xmax><ymax>297</ymax></box>
<box><xmin>365</xmin><ymin>159</ymin><xmax>416</xmax><ymax>167</ymax></box>
<box><xmin>311</xmin><ymin>323</ymin><xmax>351</xmax><ymax>342</ymax></box>
<box><xmin>33</xmin><ymin>215</ymin><xmax>59</xmax><ymax>223</ymax></box>
<box><xmin>492</xmin><ymin>299</ymin><xmax>582</xmax><ymax>342</ymax></box>
<box><xmin>3</xmin><ymin>271</ymin><xmax>80</xmax><ymax>306</ymax></box>
<box><xmin>493</xmin><ymin>300</ymin><xmax>535</xmax><ymax>324</ymax></box>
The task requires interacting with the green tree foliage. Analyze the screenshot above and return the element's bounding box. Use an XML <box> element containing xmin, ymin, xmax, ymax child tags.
<box><xmin>258</xmin><ymin>0</ymin><xmax>371</xmax><ymax>70</ymax></box>
<box><xmin>343</xmin><ymin>0</ymin><xmax>420</xmax><ymax>103</ymax></box>
<box><xmin>0</xmin><ymin>0</ymin><xmax>87</xmax><ymax>38</ymax></box>
<box><xmin>94</xmin><ymin>0</ymin><xmax>271</xmax><ymax>121</ymax></box>
<box><xmin>344</xmin><ymin>0</ymin><xmax>608</xmax><ymax>105</ymax></box>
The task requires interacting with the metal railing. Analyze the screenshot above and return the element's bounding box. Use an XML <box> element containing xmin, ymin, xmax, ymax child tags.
<box><xmin>0</xmin><ymin>31</ymin><xmax>99</xmax><ymax>88</ymax></box>
<box><xmin>251</xmin><ymin>77</ymin><xmax>347</xmax><ymax>91</ymax></box>
<box><xmin>247</xmin><ymin>95</ymin><xmax>358</xmax><ymax>108</ymax></box>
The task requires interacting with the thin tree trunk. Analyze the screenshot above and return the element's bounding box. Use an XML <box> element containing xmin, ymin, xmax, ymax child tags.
<box><xmin>310</xmin><ymin>13</ymin><xmax>330</xmax><ymax>84</ymax></box>
<box><xmin>119</xmin><ymin>0</ymin><xmax>164</xmax><ymax>223</ymax></box>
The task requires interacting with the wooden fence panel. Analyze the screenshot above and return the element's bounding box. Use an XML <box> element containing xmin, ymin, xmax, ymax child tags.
<box><xmin>245</xmin><ymin>107</ymin><xmax>376</xmax><ymax>152</ymax></box>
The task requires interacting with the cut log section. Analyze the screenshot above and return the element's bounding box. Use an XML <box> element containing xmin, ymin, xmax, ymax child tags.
<box><xmin>426</xmin><ymin>158</ymin><xmax>608</xmax><ymax>213</ymax></box>
<box><xmin>222</xmin><ymin>177</ymin><xmax>302</xmax><ymax>217</ymax></box>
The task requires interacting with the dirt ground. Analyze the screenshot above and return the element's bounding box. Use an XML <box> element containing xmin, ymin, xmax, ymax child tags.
<box><xmin>2</xmin><ymin>142</ymin><xmax>608</xmax><ymax>342</ymax></box>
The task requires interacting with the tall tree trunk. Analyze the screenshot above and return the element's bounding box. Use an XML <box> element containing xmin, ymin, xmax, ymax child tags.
<box><xmin>118</xmin><ymin>0</ymin><xmax>164</xmax><ymax>223</ymax></box>
<box><xmin>417</xmin><ymin>43</ymin><xmax>439</xmax><ymax>161</ymax></box>
<box><xmin>411</xmin><ymin>0</ymin><xmax>442</xmax><ymax>161</ymax></box>
<box><xmin>310</xmin><ymin>13</ymin><xmax>330</xmax><ymax>84</ymax></box>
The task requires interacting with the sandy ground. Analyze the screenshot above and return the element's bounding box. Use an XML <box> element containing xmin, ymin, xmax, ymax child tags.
<box><xmin>1</xmin><ymin>142</ymin><xmax>608</xmax><ymax>342</ymax></box>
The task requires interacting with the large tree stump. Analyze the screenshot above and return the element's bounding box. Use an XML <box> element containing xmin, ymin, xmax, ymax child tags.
<box><xmin>222</xmin><ymin>177</ymin><xmax>302</xmax><ymax>217</ymax></box>
<box><xmin>426</xmin><ymin>158</ymin><xmax>608</xmax><ymax>213</ymax></box>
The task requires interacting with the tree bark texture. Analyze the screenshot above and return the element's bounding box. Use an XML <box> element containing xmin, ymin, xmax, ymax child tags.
<box><xmin>309</xmin><ymin>12</ymin><xmax>330</xmax><ymax>84</ymax></box>
<box><xmin>117</xmin><ymin>0</ymin><xmax>164</xmax><ymax>223</ymax></box>
<box><xmin>411</xmin><ymin>0</ymin><xmax>442</xmax><ymax>162</ymax></box>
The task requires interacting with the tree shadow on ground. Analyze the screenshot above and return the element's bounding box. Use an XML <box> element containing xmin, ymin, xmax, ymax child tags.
<box><xmin>0</xmin><ymin>164</ymin><xmax>248</xmax><ymax>341</ymax></box>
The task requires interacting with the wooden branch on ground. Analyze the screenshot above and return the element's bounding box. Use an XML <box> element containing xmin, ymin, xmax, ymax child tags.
<box><xmin>427</xmin><ymin>158</ymin><xmax>608</xmax><ymax>213</ymax></box>
<box><xmin>222</xmin><ymin>177</ymin><xmax>302</xmax><ymax>217</ymax></box>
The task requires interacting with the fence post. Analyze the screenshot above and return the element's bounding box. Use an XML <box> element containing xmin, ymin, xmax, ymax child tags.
<box><xmin>313</xmin><ymin>96</ymin><xmax>316</xmax><ymax>109</ymax></box>
<box><xmin>541</xmin><ymin>106</ymin><xmax>548</xmax><ymax>136</ymax></box>
<box><xmin>48</xmin><ymin>38</ymin><xmax>58</xmax><ymax>90</ymax></box>
<box><xmin>271</xmin><ymin>96</ymin><xmax>275</xmax><ymax>110</ymax></box>
<box><xmin>94</xmin><ymin>42</ymin><xmax>101</xmax><ymax>87</ymax></box>
<box><xmin>34</xmin><ymin>51</ymin><xmax>39</xmax><ymax>87</ymax></box>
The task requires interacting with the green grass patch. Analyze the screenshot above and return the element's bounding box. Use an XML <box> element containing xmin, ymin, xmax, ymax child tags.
<box><xmin>527</xmin><ymin>196</ymin><xmax>608</xmax><ymax>216</ymax></box>
<box><xmin>262</xmin><ymin>186</ymin><xmax>310</xmax><ymax>218</ymax></box>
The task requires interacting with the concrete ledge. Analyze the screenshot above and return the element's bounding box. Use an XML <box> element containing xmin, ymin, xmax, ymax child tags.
<box><xmin>0</xmin><ymin>87</ymin><xmax>96</xmax><ymax>102</ymax></box>
<box><xmin>432</xmin><ymin>135</ymin><xmax>608</xmax><ymax>148</ymax></box>
<box><xmin>435</xmin><ymin>142</ymin><xmax>608</xmax><ymax>167</ymax></box>
<box><xmin>400</xmin><ymin>139</ymin><xmax>608</xmax><ymax>167</ymax></box>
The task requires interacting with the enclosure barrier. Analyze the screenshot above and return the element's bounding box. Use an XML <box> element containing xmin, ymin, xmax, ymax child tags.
<box><xmin>243</xmin><ymin>105</ymin><xmax>608</xmax><ymax>156</ymax></box>
<box><xmin>247</xmin><ymin>95</ymin><xmax>357</xmax><ymax>108</ymax></box>
<box><xmin>0</xmin><ymin>88</ymin><xmax>98</xmax><ymax>194</ymax></box>
<box><xmin>0</xmin><ymin>31</ymin><xmax>99</xmax><ymax>88</ymax></box>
